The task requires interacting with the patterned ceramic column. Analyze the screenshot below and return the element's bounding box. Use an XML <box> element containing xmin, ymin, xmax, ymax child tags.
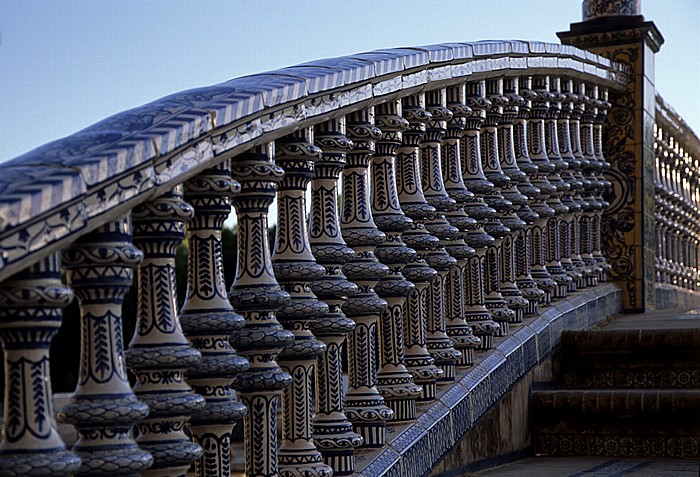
<box><xmin>510</xmin><ymin>77</ymin><xmax>545</xmax><ymax>316</ymax></box>
<box><xmin>557</xmin><ymin>78</ymin><xmax>584</xmax><ymax>292</ymax></box>
<box><xmin>273</xmin><ymin>129</ymin><xmax>333</xmax><ymax>477</ymax></box>
<box><xmin>579</xmin><ymin>83</ymin><xmax>602</xmax><ymax>286</ymax></box>
<box><xmin>528</xmin><ymin>77</ymin><xmax>560</xmax><ymax>305</ymax></box>
<box><xmin>229</xmin><ymin>144</ymin><xmax>295</xmax><ymax>477</ymax></box>
<box><xmin>127</xmin><ymin>188</ymin><xmax>205</xmax><ymax>477</ymax></box>
<box><xmin>569</xmin><ymin>80</ymin><xmax>590</xmax><ymax>289</ymax></box>
<box><xmin>458</xmin><ymin>82</ymin><xmax>500</xmax><ymax>349</ymax></box>
<box><xmin>310</xmin><ymin>118</ymin><xmax>364</xmax><ymax>475</ymax></box>
<box><xmin>593</xmin><ymin>86</ymin><xmax>612</xmax><ymax>282</ymax></box>
<box><xmin>542</xmin><ymin>76</ymin><xmax>573</xmax><ymax>299</ymax></box>
<box><xmin>341</xmin><ymin>108</ymin><xmax>393</xmax><ymax>447</ymax></box>
<box><xmin>372</xmin><ymin>99</ymin><xmax>422</xmax><ymax>421</ymax></box>
<box><xmin>425</xmin><ymin>88</ymin><xmax>480</xmax><ymax>368</ymax></box>
<box><xmin>443</xmin><ymin>85</ymin><xmax>485</xmax><ymax>362</ymax></box>
<box><xmin>493</xmin><ymin>78</ymin><xmax>530</xmax><ymax>324</ymax></box>
<box><xmin>397</xmin><ymin>93</ymin><xmax>458</xmax><ymax>385</ymax></box>
<box><xmin>61</xmin><ymin>217</ymin><xmax>153</xmax><ymax>476</ymax></box>
<box><xmin>180</xmin><ymin>161</ymin><xmax>249</xmax><ymax>477</ymax></box>
<box><xmin>0</xmin><ymin>254</ymin><xmax>81</xmax><ymax>477</ymax></box>
<box><xmin>475</xmin><ymin>79</ymin><xmax>515</xmax><ymax>335</ymax></box>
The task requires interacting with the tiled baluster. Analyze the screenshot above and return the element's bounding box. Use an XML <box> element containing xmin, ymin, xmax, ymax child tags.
<box><xmin>478</xmin><ymin>79</ymin><xmax>516</xmax><ymax>335</ymax></box>
<box><xmin>593</xmin><ymin>87</ymin><xmax>612</xmax><ymax>282</ymax></box>
<box><xmin>569</xmin><ymin>80</ymin><xmax>590</xmax><ymax>289</ymax></box>
<box><xmin>495</xmin><ymin>78</ymin><xmax>531</xmax><ymax>324</ymax></box>
<box><xmin>428</xmin><ymin>87</ymin><xmax>482</xmax><ymax>367</ymax></box>
<box><xmin>273</xmin><ymin>129</ymin><xmax>333</xmax><ymax>477</ymax></box>
<box><xmin>528</xmin><ymin>77</ymin><xmax>559</xmax><ymax>304</ymax></box>
<box><xmin>372</xmin><ymin>99</ymin><xmax>422</xmax><ymax>421</ymax></box>
<box><xmin>580</xmin><ymin>83</ymin><xmax>602</xmax><ymax>286</ymax></box>
<box><xmin>127</xmin><ymin>188</ymin><xmax>205</xmax><ymax>477</ymax></box>
<box><xmin>61</xmin><ymin>217</ymin><xmax>153</xmax><ymax>476</ymax></box>
<box><xmin>229</xmin><ymin>144</ymin><xmax>295</xmax><ymax>477</ymax></box>
<box><xmin>459</xmin><ymin>81</ymin><xmax>500</xmax><ymax>349</ymax></box>
<box><xmin>181</xmin><ymin>162</ymin><xmax>248</xmax><ymax>477</ymax></box>
<box><xmin>542</xmin><ymin>76</ymin><xmax>573</xmax><ymax>299</ymax></box>
<box><xmin>0</xmin><ymin>254</ymin><xmax>81</xmax><ymax>477</ymax></box>
<box><xmin>310</xmin><ymin>118</ymin><xmax>364</xmax><ymax>474</ymax></box>
<box><xmin>513</xmin><ymin>77</ymin><xmax>545</xmax><ymax>316</ymax></box>
<box><xmin>557</xmin><ymin>79</ymin><xmax>584</xmax><ymax>292</ymax></box>
<box><xmin>341</xmin><ymin>108</ymin><xmax>393</xmax><ymax>447</ymax></box>
<box><xmin>398</xmin><ymin>93</ymin><xmax>459</xmax><ymax>385</ymax></box>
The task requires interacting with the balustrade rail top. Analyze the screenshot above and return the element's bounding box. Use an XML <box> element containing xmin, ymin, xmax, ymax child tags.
<box><xmin>0</xmin><ymin>39</ymin><xmax>629</xmax><ymax>281</ymax></box>
<box><xmin>656</xmin><ymin>93</ymin><xmax>700</xmax><ymax>159</ymax></box>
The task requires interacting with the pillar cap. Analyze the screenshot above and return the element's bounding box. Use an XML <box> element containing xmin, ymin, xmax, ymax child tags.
<box><xmin>583</xmin><ymin>0</ymin><xmax>641</xmax><ymax>21</ymax></box>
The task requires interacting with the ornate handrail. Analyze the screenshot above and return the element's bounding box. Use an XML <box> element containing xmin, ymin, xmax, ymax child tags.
<box><xmin>0</xmin><ymin>39</ymin><xmax>631</xmax><ymax>477</ymax></box>
<box><xmin>0</xmin><ymin>40</ymin><xmax>628</xmax><ymax>281</ymax></box>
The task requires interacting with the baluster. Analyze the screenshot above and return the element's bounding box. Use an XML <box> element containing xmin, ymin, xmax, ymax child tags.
<box><xmin>181</xmin><ymin>161</ymin><xmax>249</xmax><ymax>477</ymax></box>
<box><xmin>580</xmin><ymin>83</ymin><xmax>602</xmax><ymax>286</ymax></box>
<box><xmin>593</xmin><ymin>87</ymin><xmax>612</xmax><ymax>282</ymax></box>
<box><xmin>494</xmin><ymin>78</ymin><xmax>530</xmax><ymax>324</ymax></box>
<box><xmin>477</xmin><ymin>79</ymin><xmax>515</xmax><ymax>335</ymax></box>
<box><xmin>61</xmin><ymin>217</ymin><xmax>153</xmax><ymax>476</ymax></box>
<box><xmin>459</xmin><ymin>81</ymin><xmax>500</xmax><ymax>349</ymax></box>
<box><xmin>0</xmin><ymin>254</ymin><xmax>81</xmax><ymax>477</ymax></box>
<box><xmin>398</xmin><ymin>93</ymin><xmax>459</xmax><ymax>384</ymax></box>
<box><xmin>273</xmin><ymin>129</ymin><xmax>332</xmax><ymax>477</ymax></box>
<box><xmin>372</xmin><ymin>99</ymin><xmax>422</xmax><ymax>421</ymax></box>
<box><xmin>229</xmin><ymin>144</ymin><xmax>295</xmax><ymax>477</ymax></box>
<box><xmin>542</xmin><ymin>76</ymin><xmax>573</xmax><ymax>299</ymax></box>
<box><xmin>557</xmin><ymin>78</ymin><xmax>583</xmax><ymax>292</ymax></box>
<box><xmin>513</xmin><ymin>77</ymin><xmax>545</xmax><ymax>315</ymax></box>
<box><xmin>569</xmin><ymin>80</ymin><xmax>590</xmax><ymax>289</ymax></box>
<box><xmin>341</xmin><ymin>108</ymin><xmax>393</xmax><ymax>447</ymax></box>
<box><xmin>127</xmin><ymin>188</ymin><xmax>205</xmax><ymax>477</ymax></box>
<box><xmin>310</xmin><ymin>118</ymin><xmax>364</xmax><ymax>475</ymax></box>
<box><xmin>528</xmin><ymin>77</ymin><xmax>559</xmax><ymax>304</ymax></box>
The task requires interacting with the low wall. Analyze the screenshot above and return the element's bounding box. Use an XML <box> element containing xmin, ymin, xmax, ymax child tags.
<box><xmin>353</xmin><ymin>283</ymin><xmax>622</xmax><ymax>477</ymax></box>
<box><xmin>655</xmin><ymin>284</ymin><xmax>700</xmax><ymax>310</ymax></box>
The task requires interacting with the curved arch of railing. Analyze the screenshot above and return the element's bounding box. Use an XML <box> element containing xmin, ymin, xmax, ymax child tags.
<box><xmin>0</xmin><ymin>40</ymin><xmax>630</xmax><ymax>477</ymax></box>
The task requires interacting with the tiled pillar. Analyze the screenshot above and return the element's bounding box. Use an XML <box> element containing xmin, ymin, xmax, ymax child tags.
<box><xmin>372</xmin><ymin>99</ymin><xmax>422</xmax><ymax>422</ymax></box>
<box><xmin>229</xmin><ymin>144</ymin><xmax>295</xmax><ymax>477</ymax></box>
<box><xmin>513</xmin><ymin>77</ymin><xmax>546</xmax><ymax>315</ymax></box>
<box><xmin>0</xmin><ymin>254</ymin><xmax>81</xmax><ymax>476</ymax></box>
<box><xmin>341</xmin><ymin>108</ymin><xmax>393</xmax><ymax>447</ymax></box>
<box><xmin>128</xmin><ymin>188</ymin><xmax>205</xmax><ymax>477</ymax></box>
<box><xmin>181</xmin><ymin>161</ymin><xmax>249</xmax><ymax>477</ymax></box>
<box><xmin>559</xmin><ymin>1</ymin><xmax>663</xmax><ymax>311</ymax></box>
<box><xmin>310</xmin><ymin>118</ymin><xmax>364</xmax><ymax>475</ymax></box>
<box><xmin>61</xmin><ymin>217</ymin><xmax>153</xmax><ymax>476</ymax></box>
<box><xmin>273</xmin><ymin>130</ymin><xmax>333</xmax><ymax>477</ymax></box>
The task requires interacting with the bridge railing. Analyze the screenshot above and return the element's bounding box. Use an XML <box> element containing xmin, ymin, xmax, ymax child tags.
<box><xmin>0</xmin><ymin>40</ymin><xmax>631</xmax><ymax>477</ymax></box>
<box><xmin>654</xmin><ymin>94</ymin><xmax>700</xmax><ymax>297</ymax></box>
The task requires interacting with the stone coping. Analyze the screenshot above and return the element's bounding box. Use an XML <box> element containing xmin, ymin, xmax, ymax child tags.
<box><xmin>353</xmin><ymin>283</ymin><xmax>622</xmax><ymax>477</ymax></box>
<box><xmin>0</xmin><ymin>40</ymin><xmax>629</xmax><ymax>281</ymax></box>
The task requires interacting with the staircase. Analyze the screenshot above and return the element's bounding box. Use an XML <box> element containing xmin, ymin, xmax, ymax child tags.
<box><xmin>531</xmin><ymin>315</ymin><xmax>700</xmax><ymax>459</ymax></box>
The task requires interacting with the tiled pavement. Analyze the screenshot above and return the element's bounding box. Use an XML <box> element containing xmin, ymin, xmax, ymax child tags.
<box><xmin>470</xmin><ymin>457</ymin><xmax>699</xmax><ymax>476</ymax></box>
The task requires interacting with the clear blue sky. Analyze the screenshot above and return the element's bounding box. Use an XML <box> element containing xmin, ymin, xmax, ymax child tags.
<box><xmin>1</xmin><ymin>0</ymin><xmax>698</xmax><ymax>164</ymax></box>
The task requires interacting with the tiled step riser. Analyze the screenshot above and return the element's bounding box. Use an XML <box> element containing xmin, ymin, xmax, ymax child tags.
<box><xmin>534</xmin><ymin>432</ymin><xmax>700</xmax><ymax>459</ymax></box>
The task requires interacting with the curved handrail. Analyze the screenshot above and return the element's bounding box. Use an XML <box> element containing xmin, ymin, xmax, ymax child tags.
<box><xmin>0</xmin><ymin>39</ymin><xmax>629</xmax><ymax>280</ymax></box>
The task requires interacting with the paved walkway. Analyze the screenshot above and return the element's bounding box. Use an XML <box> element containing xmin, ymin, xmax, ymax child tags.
<box><xmin>470</xmin><ymin>457</ymin><xmax>699</xmax><ymax>476</ymax></box>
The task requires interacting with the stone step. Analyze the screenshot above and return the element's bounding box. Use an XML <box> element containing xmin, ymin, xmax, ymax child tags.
<box><xmin>558</xmin><ymin>329</ymin><xmax>700</xmax><ymax>388</ymax></box>
<box><xmin>531</xmin><ymin>389</ymin><xmax>700</xmax><ymax>458</ymax></box>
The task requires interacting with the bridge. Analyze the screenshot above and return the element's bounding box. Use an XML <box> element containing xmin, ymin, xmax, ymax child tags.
<box><xmin>0</xmin><ymin>1</ymin><xmax>698</xmax><ymax>476</ymax></box>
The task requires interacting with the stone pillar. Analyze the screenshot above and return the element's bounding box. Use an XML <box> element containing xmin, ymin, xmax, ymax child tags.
<box><xmin>181</xmin><ymin>161</ymin><xmax>249</xmax><ymax>477</ymax></box>
<box><xmin>273</xmin><ymin>130</ymin><xmax>333</xmax><ymax>477</ymax></box>
<box><xmin>229</xmin><ymin>144</ymin><xmax>295</xmax><ymax>477</ymax></box>
<box><xmin>61</xmin><ymin>217</ymin><xmax>153</xmax><ymax>476</ymax></box>
<box><xmin>310</xmin><ymin>118</ymin><xmax>364</xmax><ymax>475</ymax></box>
<box><xmin>127</xmin><ymin>188</ymin><xmax>205</xmax><ymax>477</ymax></box>
<box><xmin>559</xmin><ymin>0</ymin><xmax>663</xmax><ymax>311</ymax></box>
<box><xmin>372</xmin><ymin>99</ymin><xmax>422</xmax><ymax>422</ymax></box>
<box><xmin>341</xmin><ymin>108</ymin><xmax>393</xmax><ymax>447</ymax></box>
<box><xmin>0</xmin><ymin>254</ymin><xmax>81</xmax><ymax>477</ymax></box>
